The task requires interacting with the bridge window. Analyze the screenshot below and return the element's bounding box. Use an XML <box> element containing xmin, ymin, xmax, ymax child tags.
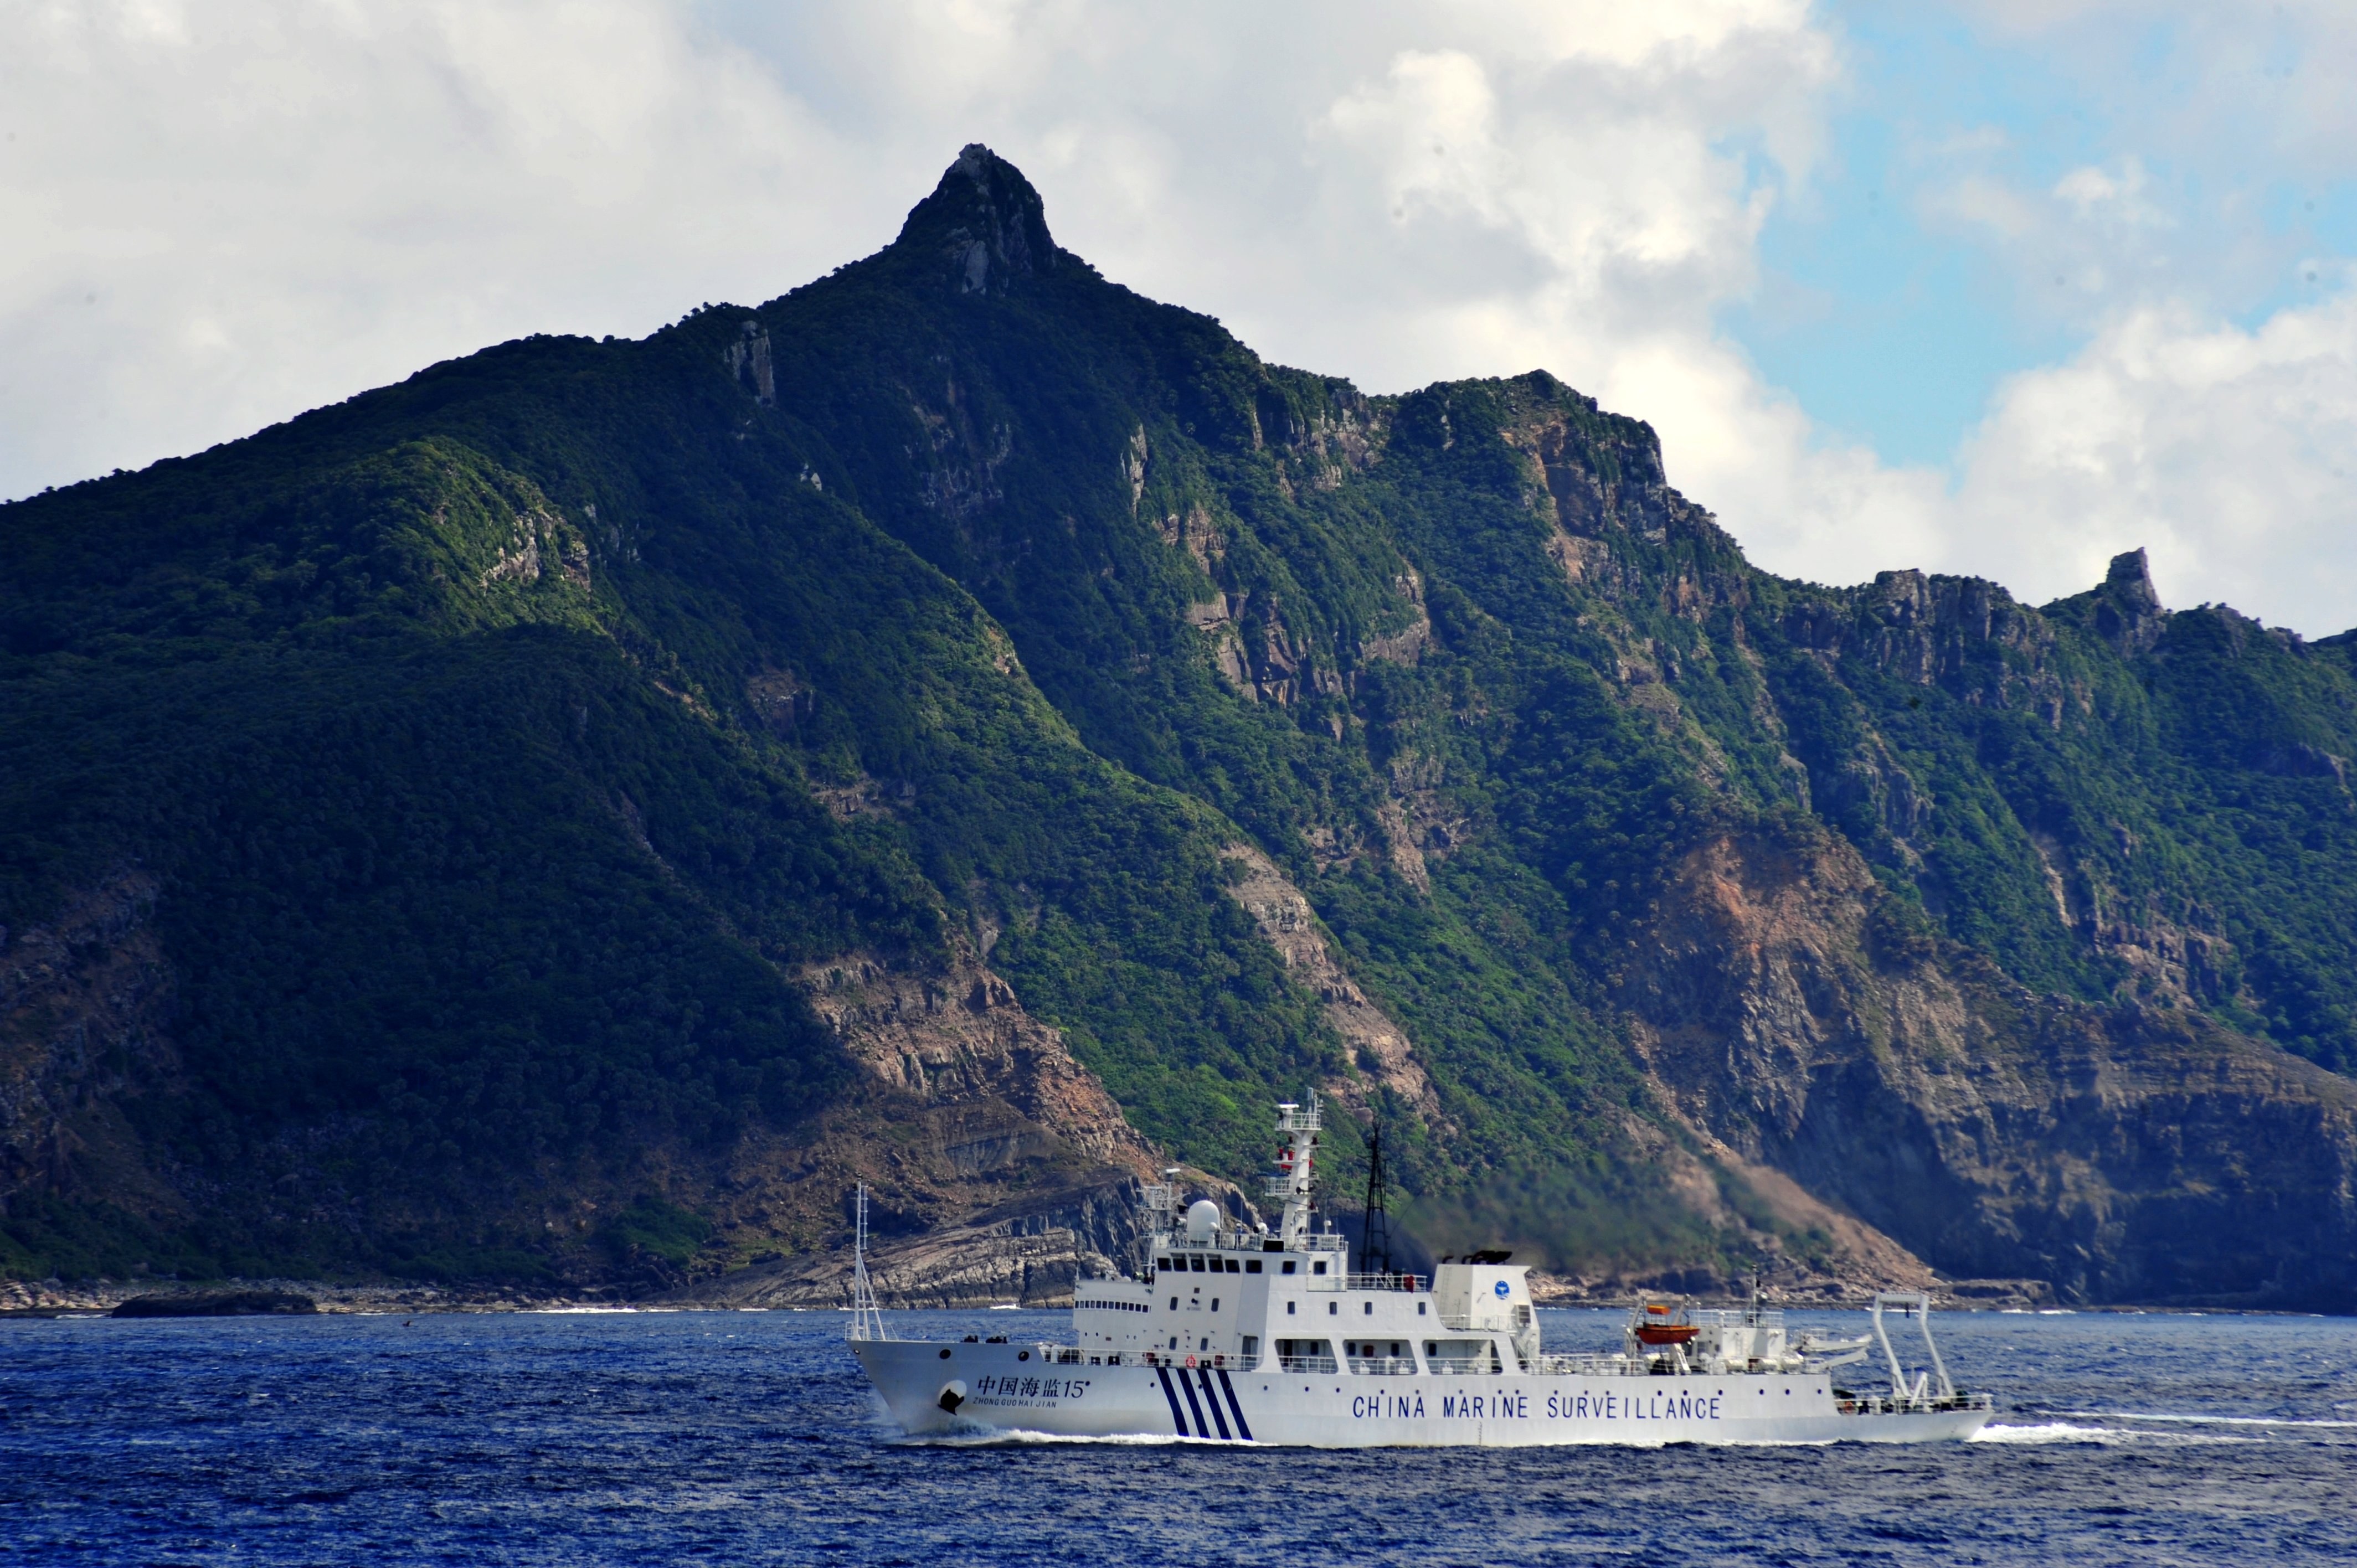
<box><xmin>1282</xmin><ymin>1261</ymin><xmax>1297</xmax><ymax>1275</ymax></box>
<box><xmin>1313</xmin><ymin>1261</ymin><xmax>1327</xmax><ymax>1275</ymax></box>
<box><xmin>1190</xmin><ymin>1256</ymin><xmax>1206</xmax><ymax>1272</ymax></box>
<box><xmin>1246</xmin><ymin>1260</ymin><xmax>1263</xmax><ymax>1274</ymax></box>
<box><xmin>1226</xmin><ymin>1258</ymin><xmax>1242</xmax><ymax>1273</ymax></box>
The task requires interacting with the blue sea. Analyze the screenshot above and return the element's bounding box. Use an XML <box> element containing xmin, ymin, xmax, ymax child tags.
<box><xmin>4</xmin><ymin>1306</ymin><xmax>2354</xmax><ymax>1565</ymax></box>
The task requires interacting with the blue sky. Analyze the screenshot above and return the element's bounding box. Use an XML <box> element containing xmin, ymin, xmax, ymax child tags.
<box><xmin>1732</xmin><ymin>4</ymin><xmax>2357</xmax><ymax>474</ymax></box>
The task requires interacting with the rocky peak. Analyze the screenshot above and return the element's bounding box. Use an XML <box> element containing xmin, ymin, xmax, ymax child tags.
<box><xmin>892</xmin><ymin>143</ymin><xmax>1061</xmax><ymax>296</ymax></box>
<box><xmin>2093</xmin><ymin>546</ymin><xmax>2167</xmax><ymax>655</ymax></box>
<box><xmin>2107</xmin><ymin>547</ymin><xmax>2160</xmax><ymax>611</ymax></box>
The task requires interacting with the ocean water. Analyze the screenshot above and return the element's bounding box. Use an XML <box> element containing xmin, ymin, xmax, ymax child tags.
<box><xmin>3</xmin><ymin>1306</ymin><xmax>2354</xmax><ymax>1566</ymax></box>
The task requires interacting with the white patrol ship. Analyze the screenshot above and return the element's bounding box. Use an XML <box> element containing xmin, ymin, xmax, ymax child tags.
<box><xmin>848</xmin><ymin>1095</ymin><xmax>1993</xmax><ymax>1446</ymax></box>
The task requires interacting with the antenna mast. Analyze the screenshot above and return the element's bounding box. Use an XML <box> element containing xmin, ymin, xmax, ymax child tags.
<box><xmin>847</xmin><ymin>1183</ymin><xmax>887</xmax><ymax>1342</ymax></box>
<box><xmin>1361</xmin><ymin>1122</ymin><xmax>1392</xmax><ymax>1277</ymax></box>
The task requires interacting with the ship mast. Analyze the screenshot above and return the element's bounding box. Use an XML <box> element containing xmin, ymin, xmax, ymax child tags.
<box><xmin>1360</xmin><ymin>1121</ymin><xmax>1392</xmax><ymax>1276</ymax></box>
<box><xmin>1268</xmin><ymin>1092</ymin><xmax>1322</xmax><ymax>1249</ymax></box>
<box><xmin>846</xmin><ymin>1183</ymin><xmax>887</xmax><ymax>1342</ymax></box>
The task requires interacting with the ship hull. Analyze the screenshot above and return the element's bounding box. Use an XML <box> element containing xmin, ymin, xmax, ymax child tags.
<box><xmin>853</xmin><ymin>1339</ymin><xmax>1991</xmax><ymax>1447</ymax></box>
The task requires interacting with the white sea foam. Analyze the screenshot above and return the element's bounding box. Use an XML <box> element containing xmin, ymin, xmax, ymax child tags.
<box><xmin>2062</xmin><ymin>1409</ymin><xmax>2357</xmax><ymax>1430</ymax></box>
<box><xmin>900</xmin><ymin>1427</ymin><xmax>1206</xmax><ymax>1447</ymax></box>
<box><xmin>1970</xmin><ymin>1422</ymin><xmax>2117</xmax><ymax>1443</ymax></box>
<box><xmin>1972</xmin><ymin>1420</ymin><xmax>2258</xmax><ymax>1447</ymax></box>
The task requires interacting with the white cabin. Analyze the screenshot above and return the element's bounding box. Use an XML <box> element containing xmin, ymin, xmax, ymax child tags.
<box><xmin>1070</xmin><ymin>1095</ymin><xmax>1536</xmax><ymax>1378</ymax></box>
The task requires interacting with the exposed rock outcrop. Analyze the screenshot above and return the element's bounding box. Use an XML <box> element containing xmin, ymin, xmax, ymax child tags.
<box><xmin>1620</xmin><ymin>826</ymin><xmax>2357</xmax><ymax>1309</ymax></box>
<box><xmin>658</xmin><ymin>955</ymin><xmax>1166</xmax><ymax>1290</ymax></box>
<box><xmin>661</xmin><ymin>1175</ymin><xmax>1146</xmax><ymax>1309</ymax></box>
<box><xmin>1219</xmin><ymin>847</ymin><xmax>1442</xmax><ymax>1125</ymax></box>
<box><xmin>795</xmin><ymin>955</ymin><xmax>1158</xmax><ymax>1178</ymax></box>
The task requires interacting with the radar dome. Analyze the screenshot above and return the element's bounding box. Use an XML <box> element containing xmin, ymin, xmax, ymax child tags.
<box><xmin>1185</xmin><ymin>1199</ymin><xmax>1221</xmax><ymax>1239</ymax></box>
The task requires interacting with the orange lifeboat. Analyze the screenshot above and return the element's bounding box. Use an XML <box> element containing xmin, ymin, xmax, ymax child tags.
<box><xmin>1630</xmin><ymin>1297</ymin><xmax>1698</xmax><ymax>1346</ymax></box>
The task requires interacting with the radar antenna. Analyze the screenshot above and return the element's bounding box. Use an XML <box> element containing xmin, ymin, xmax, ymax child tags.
<box><xmin>1361</xmin><ymin>1122</ymin><xmax>1393</xmax><ymax>1276</ymax></box>
<box><xmin>846</xmin><ymin>1184</ymin><xmax>887</xmax><ymax>1342</ymax></box>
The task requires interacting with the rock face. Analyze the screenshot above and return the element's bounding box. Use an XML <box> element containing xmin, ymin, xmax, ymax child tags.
<box><xmin>0</xmin><ymin>872</ymin><xmax>183</xmax><ymax>1218</ymax></box>
<box><xmin>799</xmin><ymin>955</ymin><xmax>1159</xmax><ymax>1180</ymax></box>
<box><xmin>682</xmin><ymin>957</ymin><xmax>1167</xmax><ymax>1274</ymax></box>
<box><xmin>1623</xmin><ymin>826</ymin><xmax>2357</xmax><ymax>1308</ymax></box>
<box><xmin>113</xmin><ymin>1289</ymin><xmax>316</xmax><ymax>1317</ymax></box>
<box><xmin>1219</xmin><ymin>847</ymin><xmax>1441</xmax><ymax>1124</ymax></box>
<box><xmin>663</xmin><ymin>1175</ymin><xmax>1147</xmax><ymax>1310</ymax></box>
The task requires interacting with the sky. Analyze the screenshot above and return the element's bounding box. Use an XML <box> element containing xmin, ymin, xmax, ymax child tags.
<box><xmin>4</xmin><ymin>1</ymin><xmax>2355</xmax><ymax>630</ymax></box>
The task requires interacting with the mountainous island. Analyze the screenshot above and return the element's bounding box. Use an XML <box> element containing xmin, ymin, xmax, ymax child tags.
<box><xmin>5</xmin><ymin>147</ymin><xmax>2354</xmax><ymax>1313</ymax></box>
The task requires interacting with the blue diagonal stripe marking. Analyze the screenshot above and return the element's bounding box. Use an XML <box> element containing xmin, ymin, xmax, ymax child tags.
<box><xmin>1154</xmin><ymin>1366</ymin><xmax>1190</xmax><ymax>1436</ymax></box>
<box><xmin>1195</xmin><ymin>1368</ymin><xmax>1232</xmax><ymax>1439</ymax></box>
<box><xmin>1176</xmin><ymin>1364</ymin><xmax>1211</xmax><ymax>1437</ymax></box>
<box><xmin>1216</xmin><ymin>1368</ymin><xmax>1254</xmax><ymax>1442</ymax></box>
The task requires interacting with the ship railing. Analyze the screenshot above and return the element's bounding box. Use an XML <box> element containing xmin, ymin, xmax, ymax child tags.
<box><xmin>1424</xmin><ymin>1354</ymin><xmax>1502</xmax><ymax>1376</ymax></box>
<box><xmin>1834</xmin><ymin>1390</ymin><xmax>1995</xmax><ymax>1417</ymax></box>
<box><xmin>1278</xmin><ymin>1353</ymin><xmax>1340</xmax><ymax>1374</ymax></box>
<box><xmin>1344</xmin><ymin>1355</ymin><xmax>1417</xmax><ymax>1376</ymax></box>
<box><xmin>1086</xmin><ymin>1349</ymin><xmax>1255</xmax><ymax>1371</ymax></box>
<box><xmin>1525</xmin><ymin>1353</ymin><xmax>1642</xmax><ymax>1376</ymax></box>
<box><xmin>1697</xmin><ymin>1308</ymin><xmax>1784</xmax><ymax>1333</ymax></box>
<box><xmin>1277</xmin><ymin>1103</ymin><xmax>1322</xmax><ymax>1133</ymax></box>
<box><xmin>1343</xmin><ymin>1272</ymin><xmax>1423</xmax><ymax>1292</ymax></box>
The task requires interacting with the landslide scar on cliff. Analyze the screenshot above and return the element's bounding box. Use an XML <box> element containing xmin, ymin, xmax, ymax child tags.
<box><xmin>1219</xmin><ymin>845</ymin><xmax>1443</xmax><ymax>1127</ymax></box>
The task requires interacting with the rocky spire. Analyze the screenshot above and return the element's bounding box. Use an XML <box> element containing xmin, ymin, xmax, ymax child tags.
<box><xmin>2095</xmin><ymin>546</ymin><xmax>2166</xmax><ymax>654</ymax></box>
<box><xmin>891</xmin><ymin>144</ymin><xmax>1061</xmax><ymax>296</ymax></box>
<box><xmin>2106</xmin><ymin>548</ymin><xmax>2160</xmax><ymax>613</ymax></box>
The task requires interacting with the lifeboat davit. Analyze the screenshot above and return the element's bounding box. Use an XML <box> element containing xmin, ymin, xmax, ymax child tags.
<box><xmin>1631</xmin><ymin>1297</ymin><xmax>1698</xmax><ymax>1346</ymax></box>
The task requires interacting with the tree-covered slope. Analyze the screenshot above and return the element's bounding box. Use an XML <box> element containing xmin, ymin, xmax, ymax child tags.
<box><xmin>5</xmin><ymin>146</ymin><xmax>2354</xmax><ymax>1306</ymax></box>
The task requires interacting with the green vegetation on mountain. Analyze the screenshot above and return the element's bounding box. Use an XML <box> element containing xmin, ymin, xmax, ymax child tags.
<box><xmin>6</xmin><ymin>146</ymin><xmax>2355</xmax><ymax>1297</ymax></box>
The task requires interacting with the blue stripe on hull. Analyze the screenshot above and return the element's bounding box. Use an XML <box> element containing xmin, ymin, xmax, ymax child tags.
<box><xmin>1152</xmin><ymin>1366</ymin><xmax>1190</xmax><ymax>1435</ymax></box>
<box><xmin>1194</xmin><ymin>1369</ymin><xmax>1232</xmax><ymax>1439</ymax></box>
<box><xmin>1215</xmin><ymin>1369</ymin><xmax>1254</xmax><ymax>1442</ymax></box>
<box><xmin>1176</xmin><ymin>1366</ymin><xmax>1212</xmax><ymax>1435</ymax></box>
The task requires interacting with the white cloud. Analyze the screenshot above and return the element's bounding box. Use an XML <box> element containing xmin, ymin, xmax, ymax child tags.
<box><xmin>2051</xmin><ymin>158</ymin><xmax>2169</xmax><ymax>228</ymax></box>
<box><xmin>2</xmin><ymin>0</ymin><xmax>2353</xmax><ymax>632</ymax></box>
<box><xmin>1946</xmin><ymin>290</ymin><xmax>2357</xmax><ymax>630</ymax></box>
<box><xmin>0</xmin><ymin>1</ymin><xmax>869</xmax><ymax>497</ymax></box>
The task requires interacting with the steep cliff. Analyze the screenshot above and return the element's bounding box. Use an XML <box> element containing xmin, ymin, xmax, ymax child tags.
<box><xmin>1624</xmin><ymin>825</ymin><xmax>2357</xmax><ymax>1308</ymax></box>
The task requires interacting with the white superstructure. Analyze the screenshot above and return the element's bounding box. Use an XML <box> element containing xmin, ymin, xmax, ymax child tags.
<box><xmin>850</xmin><ymin>1096</ymin><xmax>1993</xmax><ymax>1446</ymax></box>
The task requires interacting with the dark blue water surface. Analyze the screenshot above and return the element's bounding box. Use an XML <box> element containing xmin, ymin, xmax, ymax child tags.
<box><xmin>4</xmin><ymin>1306</ymin><xmax>2354</xmax><ymax>1565</ymax></box>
